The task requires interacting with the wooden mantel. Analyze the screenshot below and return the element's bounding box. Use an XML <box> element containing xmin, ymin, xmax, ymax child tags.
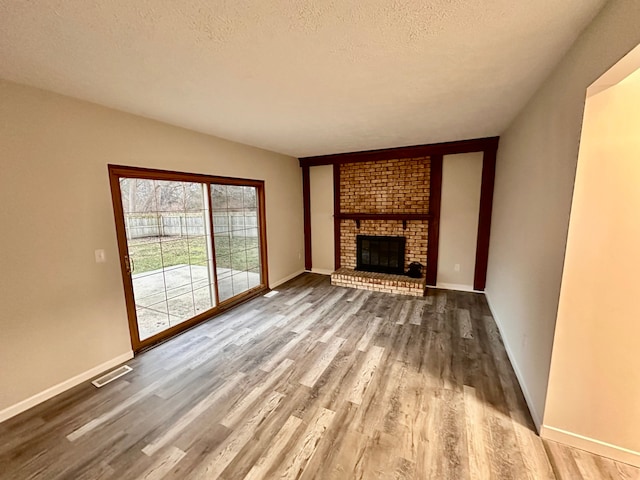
<box><xmin>336</xmin><ymin>213</ymin><xmax>431</xmax><ymax>221</ymax></box>
<box><xmin>336</xmin><ymin>213</ymin><xmax>431</xmax><ymax>229</ymax></box>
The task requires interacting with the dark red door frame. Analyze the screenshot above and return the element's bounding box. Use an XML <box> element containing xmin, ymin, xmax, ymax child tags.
<box><xmin>333</xmin><ymin>163</ymin><xmax>342</xmax><ymax>270</ymax></box>
<box><xmin>426</xmin><ymin>155</ymin><xmax>443</xmax><ymax>286</ymax></box>
<box><xmin>302</xmin><ymin>165</ymin><xmax>312</xmax><ymax>270</ymax></box>
<box><xmin>473</xmin><ymin>144</ymin><xmax>498</xmax><ymax>290</ymax></box>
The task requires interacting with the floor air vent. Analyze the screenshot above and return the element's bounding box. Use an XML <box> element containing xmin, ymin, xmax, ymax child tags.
<box><xmin>92</xmin><ymin>365</ymin><xmax>132</xmax><ymax>388</ymax></box>
<box><xmin>263</xmin><ymin>290</ymin><xmax>279</xmax><ymax>298</ymax></box>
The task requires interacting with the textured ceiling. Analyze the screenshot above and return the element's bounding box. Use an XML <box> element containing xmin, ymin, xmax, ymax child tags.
<box><xmin>0</xmin><ymin>0</ymin><xmax>607</xmax><ymax>157</ymax></box>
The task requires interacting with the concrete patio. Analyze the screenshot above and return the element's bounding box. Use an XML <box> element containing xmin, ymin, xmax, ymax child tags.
<box><xmin>132</xmin><ymin>264</ymin><xmax>260</xmax><ymax>339</ymax></box>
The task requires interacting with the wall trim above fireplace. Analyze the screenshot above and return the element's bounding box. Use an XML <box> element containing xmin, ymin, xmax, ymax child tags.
<box><xmin>298</xmin><ymin>137</ymin><xmax>499</xmax><ymax>167</ymax></box>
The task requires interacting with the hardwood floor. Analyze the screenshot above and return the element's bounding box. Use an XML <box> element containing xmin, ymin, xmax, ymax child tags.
<box><xmin>1</xmin><ymin>273</ymin><xmax>638</xmax><ymax>479</ymax></box>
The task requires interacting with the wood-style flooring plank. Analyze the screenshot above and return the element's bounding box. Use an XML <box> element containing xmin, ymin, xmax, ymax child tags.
<box><xmin>243</xmin><ymin>415</ymin><xmax>303</xmax><ymax>480</ymax></box>
<box><xmin>464</xmin><ymin>385</ymin><xmax>491</xmax><ymax>480</ymax></box>
<box><xmin>284</xmin><ymin>287</ymin><xmax>314</xmax><ymax>306</ymax></box>
<box><xmin>66</xmin><ymin>375</ymin><xmax>177</xmax><ymax>442</ymax></box>
<box><xmin>272</xmin><ymin>407</ymin><xmax>336</xmax><ymax>479</ymax></box>
<box><xmin>318</xmin><ymin>313</ymin><xmax>353</xmax><ymax>343</ymax></box>
<box><xmin>259</xmin><ymin>330</ymin><xmax>310</xmax><ymax>372</ymax></box>
<box><xmin>457</xmin><ymin>308</ymin><xmax>474</xmax><ymax>339</ymax></box>
<box><xmin>2</xmin><ymin>274</ymin><xmax>639</xmax><ymax>480</ymax></box>
<box><xmin>299</xmin><ymin>338</ymin><xmax>346</xmax><ymax>388</ymax></box>
<box><xmin>187</xmin><ymin>391</ymin><xmax>285</xmax><ymax>479</ymax></box>
<box><xmin>355</xmin><ymin>316</ymin><xmax>382</xmax><ymax>352</ymax></box>
<box><xmin>142</xmin><ymin>372</ymin><xmax>246</xmax><ymax>456</ymax></box>
<box><xmin>221</xmin><ymin>359</ymin><xmax>294</xmax><ymax>428</ymax></box>
<box><xmin>409</xmin><ymin>301</ymin><xmax>426</xmax><ymax>326</ymax></box>
<box><xmin>137</xmin><ymin>446</ymin><xmax>186</xmax><ymax>480</ymax></box>
<box><xmin>347</xmin><ymin>345</ymin><xmax>385</xmax><ymax>405</ymax></box>
<box><xmin>598</xmin><ymin>455</ymin><xmax>640</xmax><ymax>480</ymax></box>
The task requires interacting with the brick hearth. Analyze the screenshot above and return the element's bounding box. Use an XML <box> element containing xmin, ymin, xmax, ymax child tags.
<box><xmin>331</xmin><ymin>268</ymin><xmax>426</xmax><ymax>297</ymax></box>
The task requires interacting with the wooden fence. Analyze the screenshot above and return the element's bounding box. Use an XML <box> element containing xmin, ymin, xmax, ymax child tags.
<box><xmin>124</xmin><ymin>212</ymin><xmax>258</xmax><ymax>239</ymax></box>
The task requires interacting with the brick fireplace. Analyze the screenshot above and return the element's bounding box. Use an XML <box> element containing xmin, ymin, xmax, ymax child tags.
<box><xmin>330</xmin><ymin>156</ymin><xmax>431</xmax><ymax>296</ymax></box>
<box><xmin>301</xmin><ymin>137</ymin><xmax>499</xmax><ymax>293</ymax></box>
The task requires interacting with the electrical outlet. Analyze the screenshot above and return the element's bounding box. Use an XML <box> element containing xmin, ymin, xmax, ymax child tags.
<box><xmin>454</xmin><ymin>263</ymin><xmax>460</xmax><ymax>272</ymax></box>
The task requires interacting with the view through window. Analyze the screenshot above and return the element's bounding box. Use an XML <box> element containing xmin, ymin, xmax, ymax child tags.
<box><xmin>109</xmin><ymin>166</ymin><xmax>266</xmax><ymax>349</ymax></box>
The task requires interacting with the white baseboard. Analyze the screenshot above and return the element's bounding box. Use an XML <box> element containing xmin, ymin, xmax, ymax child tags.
<box><xmin>311</xmin><ymin>268</ymin><xmax>333</xmax><ymax>276</ymax></box>
<box><xmin>271</xmin><ymin>269</ymin><xmax>305</xmax><ymax>288</ymax></box>
<box><xmin>0</xmin><ymin>351</ymin><xmax>134</xmax><ymax>423</ymax></box>
<box><xmin>484</xmin><ymin>291</ymin><xmax>543</xmax><ymax>430</ymax></box>
<box><xmin>541</xmin><ymin>425</ymin><xmax>640</xmax><ymax>468</ymax></box>
<box><xmin>435</xmin><ymin>282</ymin><xmax>481</xmax><ymax>293</ymax></box>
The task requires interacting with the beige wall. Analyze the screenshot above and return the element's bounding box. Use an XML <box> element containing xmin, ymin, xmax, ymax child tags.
<box><xmin>542</xmin><ymin>69</ymin><xmax>640</xmax><ymax>465</ymax></box>
<box><xmin>0</xmin><ymin>79</ymin><xmax>303</xmax><ymax>416</ymax></box>
<box><xmin>437</xmin><ymin>153</ymin><xmax>482</xmax><ymax>290</ymax></box>
<box><xmin>309</xmin><ymin>165</ymin><xmax>335</xmax><ymax>274</ymax></box>
<box><xmin>486</xmin><ymin>0</ymin><xmax>640</xmax><ymax>428</ymax></box>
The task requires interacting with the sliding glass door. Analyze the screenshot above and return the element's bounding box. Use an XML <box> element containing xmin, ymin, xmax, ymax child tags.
<box><xmin>119</xmin><ymin>178</ymin><xmax>215</xmax><ymax>340</ymax></box>
<box><xmin>109</xmin><ymin>166</ymin><xmax>268</xmax><ymax>351</ymax></box>
<box><xmin>211</xmin><ymin>184</ymin><xmax>262</xmax><ymax>302</ymax></box>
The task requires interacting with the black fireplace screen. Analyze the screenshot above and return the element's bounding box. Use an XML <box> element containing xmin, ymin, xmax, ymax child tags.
<box><xmin>356</xmin><ymin>235</ymin><xmax>406</xmax><ymax>275</ymax></box>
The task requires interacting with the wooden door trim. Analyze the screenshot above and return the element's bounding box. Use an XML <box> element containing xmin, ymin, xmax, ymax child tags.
<box><xmin>108</xmin><ymin>169</ymin><xmax>142</xmax><ymax>349</ymax></box>
<box><xmin>426</xmin><ymin>155</ymin><xmax>443</xmax><ymax>286</ymax></box>
<box><xmin>473</xmin><ymin>145</ymin><xmax>498</xmax><ymax>291</ymax></box>
<box><xmin>333</xmin><ymin>163</ymin><xmax>341</xmax><ymax>270</ymax></box>
<box><xmin>257</xmin><ymin>180</ymin><xmax>269</xmax><ymax>288</ymax></box>
<box><xmin>107</xmin><ymin>164</ymin><xmax>265</xmax><ymax>187</ymax></box>
<box><xmin>205</xmin><ymin>183</ymin><xmax>221</xmax><ymax>306</ymax></box>
<box><xmin>302</xmin><ymin>165</ymin><xmax>312</xmax><ymax>271</ymax></box>
<box><xmin>107</xmin><ymin>164</ymin><xmax>269</xmax><ymax>352</ymax></box>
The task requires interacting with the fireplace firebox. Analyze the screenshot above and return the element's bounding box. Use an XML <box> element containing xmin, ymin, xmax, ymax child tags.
<box><xmin>356</xmin><ymin>235</ymin><xmax>406</xmax><ymax>275</ymax></box>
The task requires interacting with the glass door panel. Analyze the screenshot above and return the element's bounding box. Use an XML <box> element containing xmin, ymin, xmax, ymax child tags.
<box><xmin>119</xmin><ymin>178</ymin><xmax>215</xmax><ymax>340</ymax></box>
<box><xmin>211</xmin><ymin>184</ymin><xmax>261</xmax><ymax>302</ymax></box>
